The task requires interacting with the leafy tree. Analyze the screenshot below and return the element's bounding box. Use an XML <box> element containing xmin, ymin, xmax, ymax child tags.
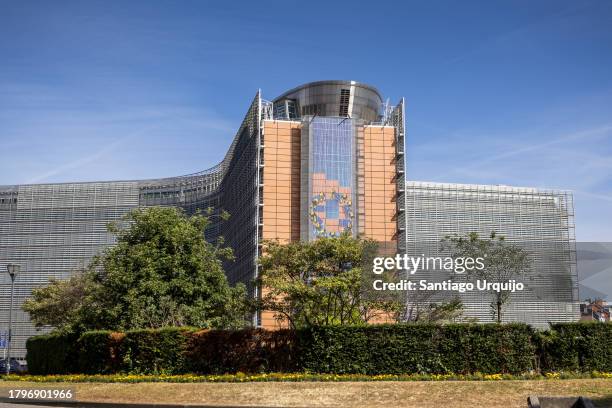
<box><xmin>404</xmin><ymin>295</ymin><xmax>464</xmax><ymax>323</ymax></box>
<box><xmin>257</xmin><ymin>234</ymin><xmax>403</xmax><ymax>329</ymax></box>
<box><xmin>22</xmin><ymin>270</ymin><xmax>97</xmax><ymax>332</ymax></box>
<box><xmin>443</xmin><ymin>232</ymin><xmax>531</xmax><ymax>323</ymax></box>
<box><xmin>22</xmin><ymin>207</ymin><xmax>250</xmax><ymax>332</ymax></box>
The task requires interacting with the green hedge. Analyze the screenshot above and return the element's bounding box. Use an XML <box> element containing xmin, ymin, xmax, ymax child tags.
<box><xmin>539</xmin><ymin>322</ymin><xmax>612</xmax><ymax>372</ymax></box>
<box><xmin>297</xmin><ymin>324</ymin><xmax>535</xmax><ymax>374</ymax></box>
<box><xmin>26</xmin><ymin>332</ymin><xmax>79</xmax><ymax>375</ymax></box>
<box><xmin>186</xmin><ymin>329</ymin><xmax>296</xmax><ymax>374</ymax></box>
<box><xmin>438</xmin><ymin>323</ymin><xmax>535</xmax><ymax>374</ymax></box>
<box><xmin>25</xmin><ymin>323</ymin><xmax>611</xmax><ymax>375</ymax></box>
<box><xmin>120</xmin><ymin>327</ymin><xmax>195</xmax><ymax>374</ymax></box>
<box><xmin>77</xmin><ymin>331</ymin><xmax>123</xmax><ymax>374</ymax></box>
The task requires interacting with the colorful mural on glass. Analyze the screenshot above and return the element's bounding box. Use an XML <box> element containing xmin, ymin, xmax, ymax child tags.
<box><xmin>308</xmin><ymin>117</ymin><xmax>355</xmax><ymax>238</ymax></box>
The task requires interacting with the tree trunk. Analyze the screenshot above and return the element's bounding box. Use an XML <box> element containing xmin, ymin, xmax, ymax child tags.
<box><xmin>497</xmin><ymin>300</ymin><xmax>502</xmax><ymax>323</ymax></box>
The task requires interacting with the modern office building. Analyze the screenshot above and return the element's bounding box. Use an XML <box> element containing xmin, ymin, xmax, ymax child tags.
<box><xmin>0</xmin><ymin>80</ymin><xmax>577</xmax><ymax>356</ymax></box>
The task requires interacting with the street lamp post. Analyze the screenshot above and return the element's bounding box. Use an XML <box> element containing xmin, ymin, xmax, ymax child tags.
<box><xmin>6</xmin><ymin>264</ymin><xmax>20</xmax><ymax>375</ymax></box>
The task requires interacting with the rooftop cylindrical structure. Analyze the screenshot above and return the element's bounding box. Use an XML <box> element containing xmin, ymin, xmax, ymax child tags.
<box><xmin>273</xmin><ymin>80</ymin><xmax>383</xmax><ymax>123</ymax></box>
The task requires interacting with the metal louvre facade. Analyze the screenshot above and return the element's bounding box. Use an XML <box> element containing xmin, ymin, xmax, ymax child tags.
<box><xmin>404</xmin><ymin>181</ymin><xmax>578</xmax><ymax>327</ymax></box>
<box><xmin>0</xmin><ymin>182</ymin><xmax>140</xmax><ymax>357</ymax></box>
<box><xmin>216</xmin><ymin>93</ymin><xmax>262</xmax><ymax>288</ymax></box>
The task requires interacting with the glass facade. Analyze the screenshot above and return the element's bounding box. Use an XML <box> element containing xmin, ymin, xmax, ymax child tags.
<box><xmin>306</xmin><ymin>117</ymin><xmax>355</xmax><ymax>239</ymax></box>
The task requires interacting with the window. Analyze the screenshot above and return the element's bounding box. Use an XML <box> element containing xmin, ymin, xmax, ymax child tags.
<box><xmin>339</xmin><ymin>89</ymin><xmax>350</xmax><ymax>117</ymax></box>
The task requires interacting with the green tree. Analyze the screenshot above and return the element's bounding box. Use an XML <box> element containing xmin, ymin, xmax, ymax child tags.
<box><xmin>22</xmin><ymin>270</ymin><xmax>97</xmax><ymax>332</ymax></box>
<box><xmin>257</xmin><ymin>234</ymin><xmax>403</xmax><ymax>329</ymax></box>
<box><xmin>22</xmin><ymin>207</ymin><xmax>250</xmax><ymax>332</ymax></box>
<box><xmin>442</xmin><ymin>232</ymin><xmax>531</xmax><ymax>323</ymax></box>
<box><xmin>404</xmin><ymin>294</ymin><xmax>464</xmax><ymax>323</ymax></box>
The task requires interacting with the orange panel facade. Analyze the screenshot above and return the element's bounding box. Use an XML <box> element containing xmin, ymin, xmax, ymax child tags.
<box><xmin>260</xmin><ymin>120</ymin><xmax>302</xmax><ymax>328</ymax></box>
<box><xmin>261</xmin><ymin>120</ymin><xmax>301</xmax><ymax>244</ymax></box>
<box><xmin>362</xmin><ymin>125</ymin><xmax>398</xmax><ymax>250</ymax></box>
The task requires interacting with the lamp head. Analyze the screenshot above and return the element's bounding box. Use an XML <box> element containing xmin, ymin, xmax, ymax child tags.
<box><xmin>6</xmin><ymin>264</ymin><xmax>20</xmax><ymax>280</ymax></box>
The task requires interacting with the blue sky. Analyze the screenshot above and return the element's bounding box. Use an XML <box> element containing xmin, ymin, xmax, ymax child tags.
<box><xmin>1</xmin><ymin>0</ymin><xmax>611</xmax><ymax>241</ymax></box>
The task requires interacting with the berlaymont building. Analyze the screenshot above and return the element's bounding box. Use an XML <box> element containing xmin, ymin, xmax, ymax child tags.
<box><xmin>0</xmin><ymin>80</ymin><xmax>578</xmax><ymax>357</ymax></box>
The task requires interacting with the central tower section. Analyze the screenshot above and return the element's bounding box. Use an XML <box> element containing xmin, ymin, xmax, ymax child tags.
<box><xmin>260</xmin><ymin>80</ymin><xmax>404</xmax><ymax>249</ymax></box>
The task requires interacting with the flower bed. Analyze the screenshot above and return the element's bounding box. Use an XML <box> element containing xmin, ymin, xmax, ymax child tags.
<box><xmin>1</xmin><ymin>371</ymin><xmax>611</xmax><ymax>383</ymax></box>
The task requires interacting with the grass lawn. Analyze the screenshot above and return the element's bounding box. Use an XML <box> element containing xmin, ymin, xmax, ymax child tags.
<box><xmin>1</xmin><ymin>379</ymin><xmax>611</xmax><ymax>407</ymax></box>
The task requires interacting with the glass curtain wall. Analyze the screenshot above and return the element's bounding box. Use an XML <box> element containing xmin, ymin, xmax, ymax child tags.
<box><xmin>306</xmin><ymin>117</ymin><xmax>356</xmax><ymax>239</ymax></box>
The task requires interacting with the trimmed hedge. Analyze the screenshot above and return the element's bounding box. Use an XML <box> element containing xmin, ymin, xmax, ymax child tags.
<box><xmin>539</xmin><ymin>322</ymin><xmax>612</xmax><ymax>372</ymax></box>
<box><xmin>186</xmin><ymin>329</ymin><xmax>296</xmax><ymax>374</ymax></box>
<box><xmin>76</xmin><ymin>328</ymin><xmax>196</xmax><ymax>374</ymax></box>
<box><xmin>26</xmin><ymin>332</ymin><xmax>79</xmax><ymax>375</ymax></box>
<box><xmin>121</xmin><ymin>327</ymin><xmax>195</xmax><ymax>374</ymax></box>
<box><xmin>25</xmin><ymin>322</ymin><xmax>611</xmax><ymax>375</ymax></box>
<box><xmin>298</xmin><ymin>324</ymin><xmax>535</xmax><ymax>374</ymax></box>
<box><xmin>77</xmin><ymin>330</ymin><xmax>123</xmax><ymax>374</ymax></box>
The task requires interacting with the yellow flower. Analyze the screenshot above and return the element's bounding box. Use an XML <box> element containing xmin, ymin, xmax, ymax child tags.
<box><xmin>545</xmin><ymin>372</ymin><xmax>560</xmax><ymax>379</ymax></box>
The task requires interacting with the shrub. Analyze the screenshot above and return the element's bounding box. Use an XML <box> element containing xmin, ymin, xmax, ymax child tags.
<box><xmin>186</xmin><ymin>328</ymin><xmax>296</xmax><ymax>374</ymax></box>
<box><xmin>77</xmin><ymin>331</ymin><xmax>124</xmax><ymax>374</ymax></box>
<box><xmin>298</xmin><ymin>324</ymin><xmax>535</xmax><ymax>374</ymax></box>
<box><xmin>438</xmin><ymin>323</ymin><xmax>535</xmax><ymax>374</ymax></box>
<box><xmin>25</xmin><ymin>322</ymin><xmax>610</xmax><ymax>375</ymax></box>
<box><xmin>119</xmin><ymin>327</ymin><xmax>196</xmax><ymax>374</ymax></box>
<box><xmin>539</xmin><ymin>322</ymin><xmax>612</xmax><ymax>372</ymax></box>
<box><xmin>26</xmin><ymin>332</ymin><xmax>78</xmax><ymax>375</ymax></box>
